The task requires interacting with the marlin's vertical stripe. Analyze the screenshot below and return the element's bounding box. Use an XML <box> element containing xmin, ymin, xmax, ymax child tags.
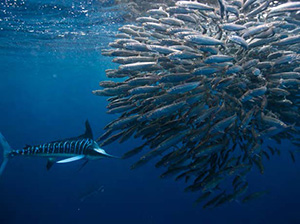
<box><xmin>58</xmin><ymin>142</ymin><xmax>62</xmax><ymax>153</ymax></box>
<box><xmin>69</xmin><ymin>141</ymin><xmax>73</xmax><ymax>154</ymax></box>
<box><xmin>65</xmin><ymin>142</ymin><xmax>69</xmax><ymax>153</ymax></box>
<box><xmin>74</xmin><ymin>141</ymin><xmax>79</xmax><ymax>154</ymax></box>
<box><xmin>55</xmin><ymin>143</ymin><xmax>58</xmax><ymax>154</ymax></box>
<box><xmin>78</xmin><ymin>139</ymin><xmax>84</xmax><ymax>154</ymax></box>
<box><xmin>71</xmin><ymin>141</ymin><xmax>74</xmax><ymax>153</ymax></box>
<box><xmin>79</xmin><ymin>140</ymin><xmax>84</xmax><ymax>155</ymax></box>
<box><xmin>63</xmin><ymin>142</ymin><xmax>67</xmax><ymax>153</ymax></box>
<box><xmin>52</xmin><ymin>144</ymin><xmax>54</xmax><ymax>153</ymax></box>
<box><xmin>81</xmin><ymin>139</ymin><xmax>88</xmax><ymax>155</ymax></box>
<box><xmin>76</xmin><ymin>140</ymin><xmax>79</xmax><ymax>154</ymax></box>
<box><xmin>77</xmin><ymin>139</ymin><xmax>82</xmax><ymax>154</ymax></box>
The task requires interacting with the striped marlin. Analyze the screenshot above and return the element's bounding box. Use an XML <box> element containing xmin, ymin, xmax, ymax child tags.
<box><xmin>0</xmin><ymin>120</ymin><xmax>118</xmax><ymax>176</ymax></box>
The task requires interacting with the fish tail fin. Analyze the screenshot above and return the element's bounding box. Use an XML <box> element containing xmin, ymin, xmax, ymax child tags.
<box><xmin>0</xmin><ymin>133</ymin><xmax>12</xmax><ymax>177</ymax></box>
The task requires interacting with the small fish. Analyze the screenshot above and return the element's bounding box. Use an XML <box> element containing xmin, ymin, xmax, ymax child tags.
<box><xmin>167</xmin><ymin>82</ymin><xmax>200</xmax><ymax>94</ymax></box>
<box><xmin>147</xmin><ymin>7</ymin><xmax>169</xmax><ymax>17</ymax></box>
<box><xmin>147</xmin><ymin>45</ymin><xmax>179</xmax><ymax>54</ymax></box>
<box><xmin>209</xmin><ymin>114</ymin><xmax>237</xmax><ymax>134</ymax></box>
<box><xmin>176</xmin><ymin>1</ymin><xmax>215</xmax><ymax>11</ymax></box>
<box><xmin>203</xmin><ymin>191</ymin><xmax>226</xmax><ymax>208</ymax></box>
<box><xmin>242</xmin><ymin>190</ymin><xmax>269</xmax><ymax>203</ymax></box>
<box><xmin>222</xmin><ymin>23</ymin><xmax>246</xmax><ymax>31</ymax></box>
<box><xmin>226</xmin><ymin>65</ymin><xmax>243</xmax><ymax>75</ymax></box>
<box><xmin>228</xmin><ymin>35</ymin><xmax>248</xmax><ymax>49</ymax></box>
<box><xmin>274</xmin><ymin>35</ymin><xmax>300</xmax><ymax>46</ymax></box>
<box><xmin>289</xmin><ymin>151</ymin><xmax>296</xmax><ymax>163</ymax></box>
<box><xmin>122</xmin><ymin>143</ymin><xmax>146</xmax><ymax>159</ymax></box>
<box><xmin>143</xmin><ymin>101</ymin><xmax>187</xmax><ymax>120</ymax></box>
<box><xmin>174</xmin><ymin>14</ymin><xmax>197</xmax><ymax>24</ymax></box>
<box><xmin>185</xmin><ymin>35</ymin><xmax>224</xmax><ymax>46</ymax></box>
<box><xmin>193</xmin><ymin>192</ymin><xmax>212</xmax><ymax>206</ymax></box>
<box><xmin>261</xmin><ymin>114</ymin><xmax>288</xmax><ymax>129</ymax></box>
<box><xmin>268</xmin><ymin>2</ymin><xmax>300</xmax><ymax>15</ymax></box>
<box><xmin>119</xmin><ymin>62</ymin><xmax>157</xmax><ymax>72</ymax></box>
<box><xmin>240</xmin><ymin>107</ymin><xmax>257</xmax><ymax>130</ymax></box>
<box><xmin>242</xmin><ymin>0</ymin><xmax>257</xmax><ymax>11</ymax></box>
<box><xmin>143</xmin><ymin>22</ymin><xmax>170</xmax><ymax>32</ymax></box>
<box><xmin>160</xmin><ymin>166</ymin><xmax>188</xmax><ymax>179</ymax></box>
<box><xmin>129</xmin><ymin>85</ymin><xmax>161</xmax><ymax>95</ymax></box>
<box><xmin>252</xmin><ymin>156</ymin><xmax>264</xmax><ymax>174</ymax></box>
<box><xmin>232</xmin><ymin>182</ymin><xmax>249</xmax><ymax>199</ymax></box>
<box><xmin>193</xmin><ymin>66</ymin><xmax>220</xmax><ymax>75</ymax></box>
<box><xmin>240</xmin><ymin>86</ymin><xmax>267</xmax><ymax>103</ymax></box>
<box><xmin>136</xmin><ymin>17</ymin><xmax>159</xmax><ymax>23</ymax></box>
<box><xmin>202</xmin><ymin>176</ymin><xmax>225</xmax><ymax>192</ymax></box>
<box><xmin>242</xmin><ymin>24</ymin><xmax>271</xmax><ymax>39</ymax></box>
<box><xmin>204</xmin><ymin>55</ymin><xmax>234</xmax><ymax>64</ymax></box>
<box><xmin>160</xmin><ymin>17</ymin><xmax>185</xmax><ymax>27</ymax></box>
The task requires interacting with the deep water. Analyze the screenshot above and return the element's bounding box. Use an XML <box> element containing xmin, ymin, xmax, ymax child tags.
<box><xmin>0</xmin><ymin>1</ymin><xmax>300</xmax><ymax>224</ymax></box>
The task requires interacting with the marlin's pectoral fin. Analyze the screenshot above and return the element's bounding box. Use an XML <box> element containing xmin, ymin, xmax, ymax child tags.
<box><xmin>47</xmin><ymin>158</ymin><xmax>56</xmax><ymax>170</ymax></box>
<box><xmin>56</xmin><ymin>155</ymin><xmax>85</xmax><ymax>164</ymax></box>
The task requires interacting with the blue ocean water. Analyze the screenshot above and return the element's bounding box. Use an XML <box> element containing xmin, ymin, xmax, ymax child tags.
<box><xmin>0</xmin><ymin>1</ymin><xmax>299</xmax><ymax>223</ymax></box>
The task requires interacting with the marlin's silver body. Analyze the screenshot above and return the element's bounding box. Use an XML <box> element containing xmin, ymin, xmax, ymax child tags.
<box><xmin>0</xmin><ymin>121</ymin><xmax>117</xmax><ymax>175</ymax></box>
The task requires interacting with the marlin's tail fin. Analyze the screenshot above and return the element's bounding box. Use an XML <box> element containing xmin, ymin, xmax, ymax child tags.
<box><xmin>0</xmin><ymin>133</ymin><xmax>12</xmax><ymax>177</ymax></box>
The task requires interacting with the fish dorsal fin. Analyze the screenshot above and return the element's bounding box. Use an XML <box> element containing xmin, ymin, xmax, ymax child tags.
<box><xmin>72</xmin><ymin>120</ymin><xmax>93</xmax><ymax>140</ymax></box>
<box><xmin>50</xmin><ymin>120</ymin><xmax>94</xmax><ymax>143</ymax></box>
<box><xmin>82</xmin><ymin>120</ymin><xmax>93</xmax><ymax>139</ymax></box>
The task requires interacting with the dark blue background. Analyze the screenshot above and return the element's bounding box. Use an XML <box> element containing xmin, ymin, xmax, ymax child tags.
<box><xmin>0</xmin><ymin>1</ymin><xmax>299</xmax><ymax>223</ymax></box>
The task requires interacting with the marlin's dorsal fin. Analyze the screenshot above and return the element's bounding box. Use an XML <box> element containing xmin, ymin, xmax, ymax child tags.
<box><xmin>50</xmin><ymin>120</ymin><xmax>94</xmax><ymax>143</ymax></box>
<box><xmin>78</xmin><ymin>120</ymin><xmax>93</xmax><ymax>140</ymax></box>
<box><xmin>68</xmin><ymin>120</ymin><xmax>93</xmax><ymax>140</ymax></box>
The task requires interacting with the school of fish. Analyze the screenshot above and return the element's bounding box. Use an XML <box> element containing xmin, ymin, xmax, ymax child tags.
<box><xmin>93</xmin><ymin>0</ymin><xmax>300</xmax><ymax>208</ymax></box>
